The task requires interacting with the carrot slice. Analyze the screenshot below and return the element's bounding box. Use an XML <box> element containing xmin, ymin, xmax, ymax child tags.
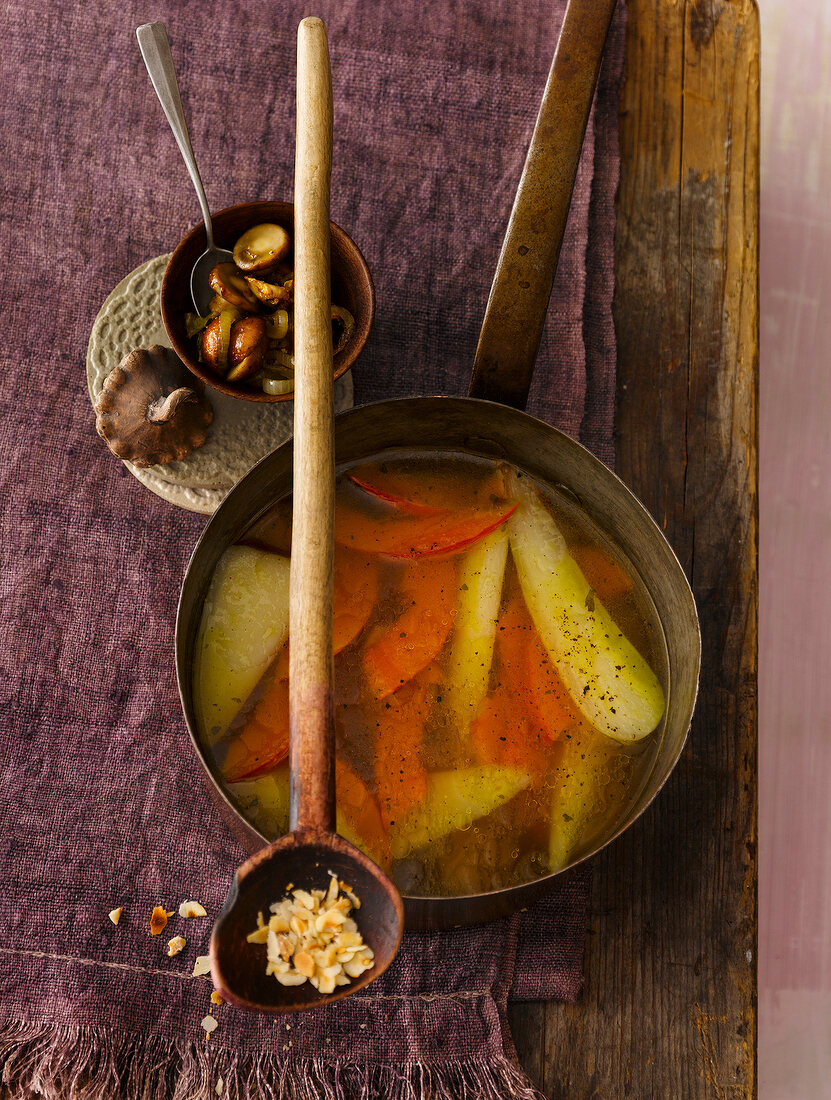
<box><xmin>372</xmin><ymin>669</ymin><xmax>434</xmax><ymax>830</ymax></box>
<box><xmin>469</xmin><ymin>595</ymin><xmax>572</xmax><ymax>779</ymax></box>
<box><xmin>493</xmin><ymin>595</ymin><xmax>534</xmax><ymax>667</ymax></box>
<box><xmin>472</xmin><ymin>598</ymin><xmax>550</xmax><ymax>774</ymax></box>
<box><xmin>222</xmin><ymin>675</ymin><xmax>290</xmax><ymax>782</ymax></box>
<box><xmin>523</xmin><ymin>632</ymin><xmax>582</xmax><ymax>737</ymax></box>
<box><xmin>363</xmin><ymin>558</ymin><xmax>456</xmax><ymax>698</ymax></box>
<box><xmin>570</xmin><ymin>544</ymin><xmax>634</xmax><ymax>602</ymax></box>
<box><xmin>335</xmin><ymin>500</ymin><xmax>517</xmax><ymax>559</ymax></box>
<box><xmin>267</xmin><ymin>549</ymin><xmax>379</xmax><ymax>686</ymax></box>
<box><xmin>469</xmin><ymin>681</ymin><xmax>551</xmax><ymax>778</ymax></box>
<box><xmin>333</xmin><ymin>550</ymin><xmax>379</xmax><ymax>651</ymax></box>
<box><xmin>493</xmin><ymin>596</ymin><xmax>580</xmax><ymax>742</ymax></box>
<box><xmin>337</xmin><ymin>758</ymin><xmax>390</xmax><ymax>867</ymax></box>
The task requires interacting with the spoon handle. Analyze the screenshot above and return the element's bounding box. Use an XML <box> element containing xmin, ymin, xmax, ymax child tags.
<box><xmin>136</xmin><ymin>22</ymin><xmax>216</xmax><ymax>251</ymax></box>
<box><xmin>289</xmin><ymin>18</ymin><xmax>336</xmax><ymax>834</ymax></box>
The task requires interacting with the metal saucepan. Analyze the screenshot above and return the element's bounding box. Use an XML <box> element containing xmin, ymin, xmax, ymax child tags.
<box><xmin>175</xmin><ymin>0</ymin><xmax>700</xmax><ymax>930</ymax></box>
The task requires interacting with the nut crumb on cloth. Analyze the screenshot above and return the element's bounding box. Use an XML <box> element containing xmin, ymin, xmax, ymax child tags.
<box><xmin>193</xmin><ymin>955</ymin><xmax>212</xmax><ymax>977</ymax></box>
<box><xmin>179</xmin><ymin>900</ymin><xmax>208</xmax><ymax>918</ymax></box>
<box><xmin>150</xmin><ymin>906</ymin><xmax>174</xmax><ymax>935</ymax></box>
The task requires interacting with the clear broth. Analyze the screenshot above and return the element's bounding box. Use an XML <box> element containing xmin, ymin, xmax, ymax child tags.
<box><xmin>193</xmin><ymin>449</ymin><xmax>668</xmax><ymax>897</ymax></box>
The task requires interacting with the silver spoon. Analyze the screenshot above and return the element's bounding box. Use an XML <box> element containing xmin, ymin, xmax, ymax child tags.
<box><xmin>136</xmin><ymin>22</ymin><xmax>234</xmax><ymax>314</ymax></box>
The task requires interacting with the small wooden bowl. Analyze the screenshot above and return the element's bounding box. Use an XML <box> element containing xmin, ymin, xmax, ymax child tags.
<box><xmin>161</xmin><ymin>200</ymin><xmax>375</xmax><ymax>402</ymax></box>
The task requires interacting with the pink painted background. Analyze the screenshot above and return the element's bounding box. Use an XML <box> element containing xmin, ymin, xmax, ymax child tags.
<box><xmin>759</xmin><ymin>0</ymin><xmax>831</xmax><ymax>1094</ymax></box>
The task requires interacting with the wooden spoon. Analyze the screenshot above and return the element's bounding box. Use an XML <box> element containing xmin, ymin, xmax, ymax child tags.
<box><xmin>210</xmin><ymin>17</ymin><xmax>404</xmax><ymax>1013</ymax></box>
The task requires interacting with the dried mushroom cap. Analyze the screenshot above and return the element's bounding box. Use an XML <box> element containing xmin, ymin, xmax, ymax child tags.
<box><xmin>233</xmin><ymin>223</ymin><xmax>290</xmax><ymax>274</ymax></box>
<box><xmin>246</xmin><ymin>275</ymin><xmax>293</xmax><ymax>305</ymax></box>
<box><xmin>208</xmin><ymin>263</ymin><xmax>259</xmax><ymax>311</ymax></box>
<box><xmin>226</xmin><ymin>317</ymin><xmax>267</xmax><ymax>382</ymax></box>
<box><xmin>95</xmin><ymin>345</ymin><xmax>213</xmax><ymax>468</ymax></box>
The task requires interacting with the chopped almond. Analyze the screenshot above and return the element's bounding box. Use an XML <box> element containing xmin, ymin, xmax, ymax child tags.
<box><xmin>248</xmin><ymin>873</ymin><xmax>373</xmax><ymax>992</ymax></box>
<box><xmin>150</xmin><ymin>906</ymin><xmax>174</xmax><ymax>935</ymax></box>
<box><xmin>108</xmin><ymin>907</ymin><xmax>124</xmax><ymax>926</ymax></box>
<box><xmin>193</xmin><ymin>955</ymin><xmax>212</xmax><ymax>977</ymax></box>
<box><xmin>167</xmin><ymin>936</ymin><xmax>186</xmax><ymax>957</ymax></box>
<box><xmin>179</xmin><ymin>900</ymin><xmax>208</xmax><ymax>918</ymax></box>
<box><xmin>293</xmin><ymin>950</ymin><xmax>316</xmax><ymax>977</ymax></box>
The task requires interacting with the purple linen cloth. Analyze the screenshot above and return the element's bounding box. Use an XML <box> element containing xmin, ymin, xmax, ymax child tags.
<box><xmin>0</xmin><ymin>1</ymin><xmax>625</xmax><ymax>1097</ymax></box>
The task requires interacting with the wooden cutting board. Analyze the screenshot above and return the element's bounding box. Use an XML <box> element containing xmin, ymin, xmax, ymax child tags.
<box><xmin>511</xmin><ymin>0</ymin><xmax>760</xmax><ymax>1095</ymax></box>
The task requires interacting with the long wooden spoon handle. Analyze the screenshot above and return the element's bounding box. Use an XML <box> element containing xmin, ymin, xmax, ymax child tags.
<box><xmin>467</xmin><ymin>0</ymin><xmax>617</xmax><ymax>409</ymax></box>
<box><xmin>289</xmin><ymin>17</ymin><xmax>336</xmax><ymax>833</ymax></box>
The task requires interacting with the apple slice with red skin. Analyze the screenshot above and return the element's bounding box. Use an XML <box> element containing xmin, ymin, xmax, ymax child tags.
<box><xmin>335</xmin><ymin>499</ymin><xmax>518</xmax><ymax>559</ymax></box>
<box><xmin>222</xmin><ymin>552</ymin><xmax>379</xmax><ymax>782</ymax></box>
<box><xmin>346</xmin><ymin>464</ymin><xmax>510</xmax><ymax>518</ymax></box>
<box><xmin>346</xmin><ymin>471</ymin><xmax>441</xmax><ymax>515</ymax></box>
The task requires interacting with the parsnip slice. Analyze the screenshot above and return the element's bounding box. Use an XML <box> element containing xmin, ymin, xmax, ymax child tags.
<box><xmin>444</xmin><ymin>526</ymin><xmax>509</xmax><ymax>740</ymax></box>
<box><xmin>390</xmin><ymin>765</ymin><xmax>531</xmax><ymax>859</ymax></box>
<box><xmin>548</xmin><ymin>728</ymin><xmax>630</xmax><ymax>871</ymax></box>
<box><xmin>506</xmin><ymin>475</ymin><xmax>664</xmax><ymax>742</ymax></box>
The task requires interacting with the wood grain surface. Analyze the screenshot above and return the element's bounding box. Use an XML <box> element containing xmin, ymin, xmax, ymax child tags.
<box><xmin>509</xmin><ymin>1</ymin><xmax>760</xmax><ymax>1095</ymax></box>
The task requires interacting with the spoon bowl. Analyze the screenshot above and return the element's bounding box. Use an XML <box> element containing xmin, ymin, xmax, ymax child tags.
<box><xmin>211</xmin><ymin>830</ymin><xmax>403</xmax><ymax>1011</ymax></box>
<box><xmin>189</xmin><ymin>245</ymin><xmax>234</xmax><ymax>315</ymax></box>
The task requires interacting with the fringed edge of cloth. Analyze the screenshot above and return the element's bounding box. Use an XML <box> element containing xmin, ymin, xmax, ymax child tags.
<box><xmin>1</xmin><ymin>1019</ymin><xmax>544</xmax><ymax>1100</ymax></box>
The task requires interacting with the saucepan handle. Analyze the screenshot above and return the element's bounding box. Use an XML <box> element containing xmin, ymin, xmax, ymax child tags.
<box><xmin>468</xmin><ymin>0</ymin><xmax>618</xmax><ymax>409</ymax></box>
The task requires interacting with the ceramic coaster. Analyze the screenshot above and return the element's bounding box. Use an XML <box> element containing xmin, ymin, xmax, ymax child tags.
<box><xmin>87</xmin><ymin>254</ymin><xmax>354</xmax><ymax>515</ymax></box>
